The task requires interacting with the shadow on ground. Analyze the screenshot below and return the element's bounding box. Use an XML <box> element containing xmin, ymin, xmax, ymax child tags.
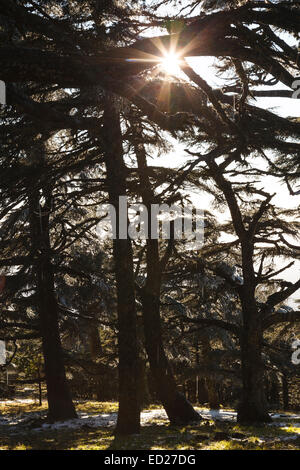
<box><xmin>0</xmin><ymin>401</ymin><xmax>299</xmax><ymax>450</ymax></box>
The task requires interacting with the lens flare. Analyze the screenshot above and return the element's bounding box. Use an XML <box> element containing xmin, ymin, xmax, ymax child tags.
<box><xmin>160</xmin><ymin>52</ymin><xmax>181</xmax><ymax>75</ymax></box>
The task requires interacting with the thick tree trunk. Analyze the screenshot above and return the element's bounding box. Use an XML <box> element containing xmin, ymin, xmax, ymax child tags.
<box><xmin>113</xmin><ymin>238</ymin><xmax>141</xmax><ymax>434</ymax></box>
<box><xmin>237</xmin><ymin>301</ymin><xmax>271</xmax><ymax>424</ymax></box>
<box><xmin>102</xmin><ymin>97</ymin><xmax>140</xmax><ymax>435</ymax></box>
<box><xmin>236</xmin><ymin>240</ymin><xmax>271</xmax><ymax>424</ymax></box>
<box><xmin>29</xmin><ymin>189</ymin><xmax>77</xmax><ymax>422</ymax></box>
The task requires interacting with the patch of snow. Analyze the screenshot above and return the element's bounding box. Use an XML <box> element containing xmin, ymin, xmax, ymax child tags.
<box><xmin>232</xmin><ymin>275</ymin><xmax>244</xmax><ymax>285</ymax></box>
<box><xmin>199</xmin><ymin>409</ymin><xmax>237</xmax><ymax>421</ymax></box>
<box><xmin>0</xmin><ymin>341</ymin><xmax>6</xmax><ymax>365</ymax></box>
<box><xmin>0</xmin><ymin>398</ymin><xmax>36</xmax><ymax>405</ymax></box>
<box><xmin>1</xmin><ymin>404</ymin><xmax>300</xmax><ymax>440</ymax></box>
<box><xmin>141</xmin><ymin>408</ymin><xmax>238</xmax><ymax>424</ymax></box>
<box><xmin>269</xmin><ymin>413</ymin><xmax>300</xmax><ymax>420</ymax></box>
<box><xmin>26</xmin><ymin>411</ymin><xmax>119</xmax><ymax>432</ymax></box>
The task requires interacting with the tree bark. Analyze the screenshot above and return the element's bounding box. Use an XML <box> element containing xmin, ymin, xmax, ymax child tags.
<box><xmin>237</xmin><ymin>297</ymin><xmax>271</xmax><ymax>424</ymax></box>
<box><xmin>102</xmin><ymin>96</ymin><xmax>140</xmax><ymax>435</ymax></box>
<box><xmin>29</xmin><ymin>187</ymin><xmax>77</xmax><ymax>422</ymax></box>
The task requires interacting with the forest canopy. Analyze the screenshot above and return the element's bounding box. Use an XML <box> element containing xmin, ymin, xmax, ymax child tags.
<box><xmin>0</xmin><ymin>0</ymin><xmax>299</xmax><ymax>447</ymax></box>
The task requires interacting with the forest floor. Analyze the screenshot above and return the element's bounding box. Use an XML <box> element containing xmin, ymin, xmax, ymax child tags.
<box><xmin>0</xmin><ymin>399</ymin><xmax>299</xmax><ymax>450</ymax></box>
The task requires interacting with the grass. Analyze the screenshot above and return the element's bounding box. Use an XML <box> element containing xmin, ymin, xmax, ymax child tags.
<box><xmin>0</xmin><ymin>400</ymin><xmax>299</xmax><ymax>450</ymax></box>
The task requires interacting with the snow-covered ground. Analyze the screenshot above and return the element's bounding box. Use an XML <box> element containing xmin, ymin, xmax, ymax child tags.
<box><xmin>0</xmin><ymin>400</ymin><xmax>299</xmax><ymax>444</ymax></box>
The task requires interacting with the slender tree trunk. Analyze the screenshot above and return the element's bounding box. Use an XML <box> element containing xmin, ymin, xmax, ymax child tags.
<box><xmin>282</xmin><ymin>373</ymin><xmax>289</xmax><ymax>411</ymax></box>
<box><xmin>102</xmin><ymin>96</ymin><xmax>140</xmax><ymax>435</ymax></box>
<box><xmin>86</xmin><ymin>320</ymin><xmax>103</xmax><ymax>401</ymax></box>
<box><xmin>195</xmin><ymin>340</ymin><xmax>208</xmax><ymax>404</ymax></box>
<box><xmin>133</xmin><ymin>132</ymin><xmax>200</xmax><ymax>425</ymax></box>
<box><xmin>269</xmin><ymin>372</ymin><xmax>280</xmax><ymax>406</ymax></box>
<box><xmin>88</xmin><ymin>323</ymin><xmax>102</xmax><ymax>358</ymax></box>
<box><xmin>137</xmin><ymin>357</ymin><xmax>151</xmax><ymax>408</ymax></box>
<box><xmin>37</xmin><ymin>368</ymin><xmax>42</xmax><ymax>406</ymax></box>
<box><xmin>29</xmin><ymin>188</ymin><xmax>77</xmax><ymax>422</ymax></box>
<box><xmin>200</xmin><ymin>336</ymin><xmax>220</xmax><ymax>409</ymax></box>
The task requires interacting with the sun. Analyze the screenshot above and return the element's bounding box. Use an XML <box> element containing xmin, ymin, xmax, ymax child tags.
<box><xmin>160</xmin><ymin>52</ymin><xmax>181</xmax><ymax>76</ymax></box>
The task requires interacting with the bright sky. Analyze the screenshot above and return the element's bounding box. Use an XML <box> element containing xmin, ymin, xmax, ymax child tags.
<box><xmin>130</xmin><ymin>2</ymin><xmax>300</xmax><ymax>304</ymax></box>
<box><xmin>151</xmin><ymin>52</ymin><xmax>300</xmax><ymax>306</ymax></box>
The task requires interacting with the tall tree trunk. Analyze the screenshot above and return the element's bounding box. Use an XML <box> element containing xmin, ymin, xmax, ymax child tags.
<box><xmin>205</xmin><ymin>159</ymin><xmax>272</xmax><ymax>424</ymax></box>
<box><xmin>133</xmin><ymin>132</ymin><xmax>200</xmax><ymax>425</ymax></box>
<box><xmin>29</xmin><ymin>187</ymin><xmax>77</xmax><ymax>422</ymax></box>
<box><xmin>237</xmin><ymin>298</ymin><xmax>271</xmax><ymax>423</ymax></box>
<box><xmin>102</xmin><ymin>96</ymin><xmax>140</xmax><ymax>435</ymax></box>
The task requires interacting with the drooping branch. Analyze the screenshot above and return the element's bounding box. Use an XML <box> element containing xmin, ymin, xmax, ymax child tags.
<box><xmin>0</xmin><ymin>6</ymin><xmax>297</xmax><ymax>89</ymax></box>
<box><xmin>263</xmin><ymin>310</ymin><xmax>300</xmax><ymax>330</ymax></box>
<box><xmin>181</xmin><ymin>317</ymin><xmax>241</xmax><ymax>338</ymax></box>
